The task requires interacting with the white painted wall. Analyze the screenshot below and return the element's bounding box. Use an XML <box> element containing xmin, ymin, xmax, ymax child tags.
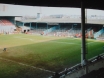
<box><xmin>0</xmin><ymin>26</ymin><xmax>16</xmax><ymax>33</ymax></box>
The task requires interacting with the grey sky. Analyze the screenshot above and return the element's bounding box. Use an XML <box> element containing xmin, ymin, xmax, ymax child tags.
<box><xmin>0</xmin><ymin>3</ymin><xmax>104</xmax><ymax>16</ymax></box>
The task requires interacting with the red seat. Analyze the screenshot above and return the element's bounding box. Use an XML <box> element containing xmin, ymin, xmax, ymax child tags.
<box><xmin>0</xmin><ymin>19</ymin><xmax>14</xmax><ymax>26</ymax></box>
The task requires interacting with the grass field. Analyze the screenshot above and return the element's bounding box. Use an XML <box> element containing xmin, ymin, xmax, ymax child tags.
<box><xmin>0</xmin><ymin>34</ymin><xmax>104</xmax><ymax>78</ymax></box>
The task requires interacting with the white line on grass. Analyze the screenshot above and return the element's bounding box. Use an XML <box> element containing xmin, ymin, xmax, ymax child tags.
<box><xmin>87</xmin><ymin>42</ymin><xmax>95</xmax><ymax>44</ymax></box>
<box><xmin>86</xmin><ymin>40</ymin><xmax>104</xmax><ymax>44</ymax></box>
<box><xmin>29</xmin><ymin>39</ymin><xmax>34</xmax><ymax>41</ymax></box>
<box><xmin>49</xmin><ymin>41</ymin><xmax>81</xmax><ymax>45</ymax></box>
<box><xmin>14</xmin><ymin>37</ymin><xmax>35</xmax><ymax>41</ymax></box>
<box><xmin>15</xmin><ymin>37</ymin><xmax>81</xmax><ymax>45</ymax></box>
<box><xmin>49</xmin><ymin>40</ymin><xmax>97</xmax><ymax>45</ymax></box>
<box><xmin>14</xmin><ymin>36</ymin><xmax>97</xmax><ymax>45</ymax></box>
<box><xmin>12</xmin><ymin>36</ymin><xmax>82</xmax><ymax>45</ymax></box>
<box><xmin>66</xmin><ymin>38</ymin><xmax>81</xmax><ymax>40</ymax></box>
<box><xmin>15</xmin><ymin>37</ymin><xmax>31</xmax><ymax>40</ymax></box>
<box><xmin>14</xmin><ymin>36</ymin><xmax>22</xmax><ymax>38</ymax></box>
<box><xmin>0</xmin><ymin>57</ymin><xmax>55</xmax><ymax>73</ymax></box>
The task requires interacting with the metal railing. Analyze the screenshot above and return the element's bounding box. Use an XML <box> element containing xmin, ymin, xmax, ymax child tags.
<box><xmin>48</xmin><ymin>53</ymin><xmax>104</xmax><ymax>78</ymax></box>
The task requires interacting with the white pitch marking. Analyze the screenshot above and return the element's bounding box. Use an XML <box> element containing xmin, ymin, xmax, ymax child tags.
<box><xmin>49</xmin><ymin>41</ymin><xmax>81</xmax><ymax>45</ymax></box>
<box><xmin>14</xmin><ymin>37</ymin><xmax>35</xmax><ymax>41</ymax></box>
<box><xmin>14</xmin><ymin>36</ymin><xmax>98</xmax><ymax>45</ymax></box>
<box><xmin>0</xmin><ymin>57</ymin><xmax>55</xmax><ymax>73</ymax></box>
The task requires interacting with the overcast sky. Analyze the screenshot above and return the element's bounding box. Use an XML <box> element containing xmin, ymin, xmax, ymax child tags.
<box><xmin>0</xmin><ymin>3</ymin><xmax>104</xmax><ymax>16</ymax></box>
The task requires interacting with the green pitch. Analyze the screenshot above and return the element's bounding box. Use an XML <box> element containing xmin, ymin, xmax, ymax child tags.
<box><xmin>0</xmin><ymin>34</ymin><xmax>104</xmax><ymax>78</ymax></box>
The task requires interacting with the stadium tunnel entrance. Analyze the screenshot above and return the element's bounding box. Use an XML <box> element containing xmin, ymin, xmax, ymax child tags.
<box><xmin>24</xmin><ymin>30</ymin><xmax>26</xmax><ymax>33</ymax></box>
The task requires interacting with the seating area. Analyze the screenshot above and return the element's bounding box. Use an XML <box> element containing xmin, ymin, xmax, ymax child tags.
<box><xmin>0</xmin><ymin>19</ymin><xmax>14</xmax><ymax>26</ymax></box>
<box><xmin>30</xmin><ymin>28</ymin><xmax>46</xmax><ymax>35</ymax></box>
<box><xmin>46</xmin><ymin>27</ymin><xmax>71</xmax><ymax>36</ymax></box>
<box><xmin>96</xmin><ymin>33</ymin><xmax>104</xmax><ymax>40</ymax></box>
<box><xmin>101</xmin><ymin>32</ymin><xmax>104</xmax><ymax>36</ymax></box>
<box><xmin>24</xmin><ymin>23</ymin><xmax>103</xmax><ymax>39</ymax></box>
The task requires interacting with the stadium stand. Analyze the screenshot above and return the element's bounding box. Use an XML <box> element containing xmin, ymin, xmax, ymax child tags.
<box><xmin>0</xmin><ymin>19</ymin><xmax>14</xmax><ymax>26</ymax></box>
<box><xmin>96</xmin><ymin>32</ymin><xmax>104</xmax><ymax>40</ymax></box>
<box><xmin>25</xmin><ymin>23</ymin><xmax>103</xmax><ymax>38</ymax></box>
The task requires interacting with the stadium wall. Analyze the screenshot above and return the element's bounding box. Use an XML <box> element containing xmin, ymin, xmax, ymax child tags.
<box><xmin>0</xmin><ymin>26</ymin><xmax>16</xmax><ymax>33</ymax></box>
<box><xmin>65</xmin><ymin>58</ymin><xmax>104</xmax><ymax>78</ymax></box>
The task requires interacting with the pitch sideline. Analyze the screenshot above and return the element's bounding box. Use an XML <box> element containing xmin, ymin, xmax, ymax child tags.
<box><xmin>0</xmin><ymin>57</ymin><xmax>55</xmax><ymax>73</ymax></box>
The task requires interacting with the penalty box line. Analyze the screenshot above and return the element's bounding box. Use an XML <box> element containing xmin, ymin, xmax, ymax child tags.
<box><xmin>0</xmin><ymin>57</ymin><xmax>55</xmax><ymax>73</ymax></box>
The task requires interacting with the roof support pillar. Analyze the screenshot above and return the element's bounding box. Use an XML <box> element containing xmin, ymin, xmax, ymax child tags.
<box><xmin>47</xmin><ymin>23</ymin><xmax>48</xmax><ymax>29</ymax></box>
<box><xmin>81</xmin><ymin>1</ymin><xmax>87</xmax><ymax>67</ymax></box>
<box><xmin>36</xmin><ymin>23</ymin><xmax>37</xmax><ymax>29</ymax></box>
<box><xmin>30</xmin><ymin>23</ymin><xmax>31</xmax><ymax>29</ymax></box>
<box><xmin>59</xmin><ymin>24</ymin><xmax>60</xmax><ymax>30</ymax></box>
<box><xmin>23</xmin><ymin>22</ymin><xmax>24</xmax><ymax>26</ymax></box>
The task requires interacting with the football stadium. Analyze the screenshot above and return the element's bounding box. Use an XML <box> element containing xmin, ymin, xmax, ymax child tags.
<box><xmin>0</xmin><ymin>3</ymin><xmax>104</xmax><ymax>78</ymax></box>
